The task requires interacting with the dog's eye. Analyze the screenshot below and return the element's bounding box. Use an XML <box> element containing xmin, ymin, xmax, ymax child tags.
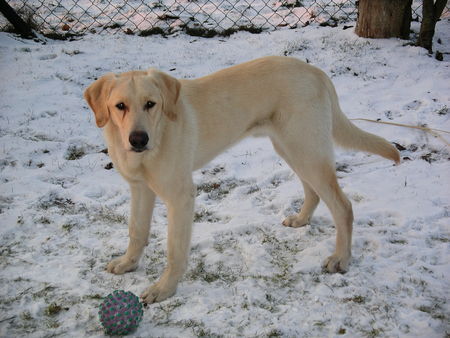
<box><xmin>145</xmin><ymin>101</ymin><xmax>156</xmax><ymax>110</ymax></box>
<box><xmin>116</xmin><ymin>103</ymin><xmax>125</xmax><ymax>110</ymax></box>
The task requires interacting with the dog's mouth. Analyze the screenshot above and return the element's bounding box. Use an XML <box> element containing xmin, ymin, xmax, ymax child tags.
<box><xmin>130</xmin><ymin>147</ymin><xmax>148</xmax><ymax>153</ymax></box>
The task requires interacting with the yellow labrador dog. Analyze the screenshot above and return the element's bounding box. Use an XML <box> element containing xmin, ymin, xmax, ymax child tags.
<box><xmin>84</xmin><ymin>56</ymin><xmax>399</xmax><ymax>303</ymax></box>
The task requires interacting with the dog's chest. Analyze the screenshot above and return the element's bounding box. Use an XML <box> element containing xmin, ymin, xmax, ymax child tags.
<box><xmin>109</xmin><ymin>147</ymin><xmax>146</xmax><ymax>181</ymax></box>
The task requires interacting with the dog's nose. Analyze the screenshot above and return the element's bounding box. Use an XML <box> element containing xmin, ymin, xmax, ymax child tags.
<box><xmin>129</xmin><ymin>131</ymin><xmax>149</xmax><ymax>151</ymax></box>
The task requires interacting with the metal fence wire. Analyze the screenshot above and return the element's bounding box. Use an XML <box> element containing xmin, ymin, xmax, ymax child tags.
<box><xmin>0</xmin><ymin>0</ymin><xmax>430</xmax><ymax>38</ymax></box>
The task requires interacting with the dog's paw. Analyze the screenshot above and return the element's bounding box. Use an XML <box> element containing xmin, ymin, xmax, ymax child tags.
<box><xmin>282</xmin><ymin>215</ymin><xmax>309</xmax><ymax>228</ymax></box>
<box><xmin>140</xmin><ymin>282</ymin><xmax>176</xmax><ymax>304</ymax></box>
<box><xmin>106</xmin><ymin>255</ymin><xmax>138</xmax><ymax>274</ymax></box>
<box><xmin>322</xmin><ymin>253</ymin><xmax>350</xmax><ymax>273</ymax></box>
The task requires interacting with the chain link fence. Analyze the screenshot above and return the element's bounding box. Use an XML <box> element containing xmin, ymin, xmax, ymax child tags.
<box><xmin>0</xmin><ymin>0</ymin><xmax>436</xmax><ymax>38</ymax></box>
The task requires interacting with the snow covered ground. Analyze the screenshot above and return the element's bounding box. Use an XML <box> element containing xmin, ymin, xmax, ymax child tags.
<box><xmin>0</xmin><ymin>18</ymin><xmax>449</xmax><ymax>338</ymax></box>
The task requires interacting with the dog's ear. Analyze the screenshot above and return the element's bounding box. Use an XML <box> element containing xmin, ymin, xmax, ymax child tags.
<box><xmin>150</xmin><ymin>70</ymin><xmax>181</xmax><ymax>121</ymax></box>
<box><xmin>84</xmin><ymin>73</ymin><xmax>116</xmax><ymax>128</ymax></box>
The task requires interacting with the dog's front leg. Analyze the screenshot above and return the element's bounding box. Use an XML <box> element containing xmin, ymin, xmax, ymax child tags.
<box><xmin>107</xmin><ymin>182</ymin><xmax>155</xmax><ymax>274</ymax></box>
<box><xmin>141</xmin><ymin>184</ymin><xmax>195</xmax><ymax>304</ymax></box>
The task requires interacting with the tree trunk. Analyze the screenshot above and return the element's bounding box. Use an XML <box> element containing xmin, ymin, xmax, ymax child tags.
<box><xmin>355</xmin><ymin>0</ymin><xmax>412</xmax><ymax>39</ymax></box>
<box><xmin>418</xmin><ymin>0</ymin><xmax>447</xmax><ymax>52</ymax></box>
<box><xmin>0</xmin><ymin>0</ymin><xmax>36</xmax><ymax>38</ymax></box>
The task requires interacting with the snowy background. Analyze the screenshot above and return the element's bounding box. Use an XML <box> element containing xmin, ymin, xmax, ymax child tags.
<box><xmin>1</xmin><ymin>0</ymin><xmax>430</xmax><ymax>37</ymax></box>
<box><xmin>1</xmin><ymin>0</ymin><xmax>359</xmax><ymax>36</ymax></box>
<box><xmin>0</xmin><ymin>17</ymin><xmax>449</xmax><ymax>338</ymax></box>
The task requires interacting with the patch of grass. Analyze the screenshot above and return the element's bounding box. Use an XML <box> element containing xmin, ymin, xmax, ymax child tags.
<box><xmin>0</xmin><ymin>242</ymin><xmax>17</xmax><ymax>259</ymax></box>
<box><xmin>417</xmin><ymin>304</ymin><xmax>446</xmax><ymax>320</ymax></box>
<box><xmin>258</xmin><ymin>227</ymin><xmax>301</xmax><ymax>255</ymax></box>
<box><xmin>187</xmin><ymin>257</ymin><xmax>239</xmax><ymax>284</ymax></box>
<box><xmin>420</xmin><ymin>151</ymin><xmax>438</xmax><ymax>163</ymax></box>
<box><xmin>245</xmin><ymin>184</ymin><xmax>260</xmax><ymax>194</ymax></box>
<box><xmin>89</xmin><ymin>206</ymin><xmax>127</xmax><ymax>225</ymax></box>
<box><xmin>0</xmin><ymin>196</ymin><xmax>14</xmax><ymax>214</ymax></box>
<box><xmin>23</xmin><ymin>132</ymin><xmax>55</xmax><ymax>142</ymax></box>
<box><xmin>313</xmin><ymin>321</ymin><xmax>327</xmax><ymax>327</ymax></box>
<box><xmin>400</xmin><ymin>276</ymin><xmax>428</xmax><ymax>293</ymax></box>
<box><xmin>188</xmin><ymin>259</ymin><xmax>221</xmax><ymax>283</ymax></box>
<box><xmin>20</xmin><ymin>311</ymin><xmax>32</xmax><ymax>321</ymax></box>
<box><xmin>37</xmin><ymin>216</ymin><xmax>51</xmax><ymax>224</ymax></box>
<box><xmin>105</xmin><ymin>22</ymin><xmax>124</xmax><ymax>30</ymax></box>
<box><xmin>389</xmin><ymin>238</ymin><xmax>408</xmax><ymax>245</ymax></box>
<box><xmin>185</xmin><ymin>26</ymin><xmax>218</xmax><ymax>38</ymax></box>
<box><xmin>61</xmin><ymin>221</ymin><xmax>77</xmax><ymax>232</ymax></box>
<box><xmin>267</xmin><ymin>328</ymin><xmax>283</xmax><ymax>337</ymax></box>
<box><xmin>254</xmin><ymin>227</ymin><xmax>301</xmax><ymax>286</ymax></box>
<box><xmin>197</xmin><ymin>178</ymin><xmax>246</xmax><ymax>200</ymax></box>
<box><xmin>24</xmin><ymin>159</ymin><xmax>45</xmax><ymax>168</ymax></box>
<box><xmin>194</xmin><ymin>209</ymin><xmax>220</xmax><ymax>223</ymax></box>
<box><xmin>65</xmin><ymin>145</ymin><xmax>86</xmax><ymax>160</ymax></box>
<box><xmin>201</xmin><ymin>165</ymin><xmax>225</xmax><ymax>176</ymax></box>
<box><xmin>151</xmin><ymin>1</ymin><xmax>166</xmax><ymax>10</ymax></box>
<box><xmin>32</xmin><ymin>286</ymin><xmax>57</xmax><ymax>304</ymax></box>
<box><xmin>283</xmin><ymin>39</ymin><xmax>311</xmax><ymax>56</ymax></box>
<box><xmin>270</xmin><ymin>176</ymin><xmax>283</xmax><ymax>187</ymax></box>
<box><xmin>197</xmin><ymin>182</ymin><xmax>221</xmax><ymax>194</ymax></box>
<box><xmin>253</xmin><ymin>293</ymin><xmax>279</xmax><ymax>313</ymax></box>
<box><xmin>336</xmin><ymin>162</ymin><xmax>351</xmax><ymax>173</ymax></box>
<box><xmin>344</xmin><ymin>295</ymin><xmax>366</xmax><ymax>304</ymax></box>
<box><xmin>212</xmin><ymin>233</ymin><xmax>238</xmax><ymax>253</ymax></box>
<box><xmin>152</xmin><ymin>298</ymin><xmax>186</xmax><ymax>325</ymax></box>
<box><xmin>139</xmin><ymin>27</ymin><xmax>166</xmax><ymax>37</ymax></box>
<box><xmin>181</xmin><ymin>319</ymin><xmax>220</xmax><ymax>337</ymax></box>
<box><xmin>430</xmin><ymin>235</ymin><xmax>449</xmax><ymax>243</ymax></box>
<box><xmin>220</xmin><ymin>25</ymin><xmax>263</xmax><ymax>36</ymax></box>
<box><xmin>84</xmin><ymin>294</ymin><xmax>103</xmax><ymax>300</ymax></box>
<box><xmin>184</xmin><ymin>24</ymin><xmax>263</xmax><ymax>38</ymax></box>
<box><xmin>44</xmin><ymin>303</ymin><xmax>62</xmax><ymax>316</ymax></box>
<box><xmin>37</xmin><ymin>192</ymin><xmax>126</xmax><ymax>227</ymax></box>
<box><xmin>38</xmin><ymin>192</ymin><xmax>75</xmax><ymax>213</ymax></box>
<box><xmin>362</xmin><ymin>327</ymin><xmax>384</xmax><ymax>338</ymax></box>
<box><xmin>45</xmin><ymin>319</ymin><xmax>60</xmax><ymax>329</ymax></box>
<box><xmin>45</xmin><ymin>176</ymin><xmax>78</xmax><ymax>188</ymax></box>
<box><xmin>280</xmin><ymin>0</ymin><xmax>303</xmax><ymax>9</ymax></box>
<box><xmin>0</xmin><ymin>159</ymin><xmax>17</xmax><ymax>169</ymax></box>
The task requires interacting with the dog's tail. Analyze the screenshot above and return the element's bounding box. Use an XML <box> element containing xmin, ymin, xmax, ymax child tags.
<box><xmin>330</xmin><ymin>88</ymin><xmax>400</xmax><ymax>165</ymax></box>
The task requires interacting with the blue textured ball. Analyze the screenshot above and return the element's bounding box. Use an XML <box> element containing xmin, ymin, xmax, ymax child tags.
<box><xmin>99</xmin><ymin>290</ymin><xmax>143</xmax><ymax>335</ymax></box>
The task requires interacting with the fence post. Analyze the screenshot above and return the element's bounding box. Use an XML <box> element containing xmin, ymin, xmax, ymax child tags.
<box><xmin>0</xmin><ymin>0</ymin><xmax>36</xmax><ymax>38</ymax></box>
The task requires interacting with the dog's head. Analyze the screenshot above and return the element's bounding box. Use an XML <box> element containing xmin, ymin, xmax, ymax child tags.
<box><xmin>84</xmin><ymin>69</ymin><xmax>180</xmax><ymax>153</ymax></box>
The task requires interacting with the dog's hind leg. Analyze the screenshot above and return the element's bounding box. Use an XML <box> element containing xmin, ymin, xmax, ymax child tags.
<box><xmin>271</xmin><ymin>133</ymin><xmax>353</xmax><ymax>273</ymax></box>
<box><xmin>272</xmin><ymin>138</ymin><xmax>320</xmax><ymax>228</ymax></box>
<box><xmin>283</xmin><ymin>179</ymin><xmax>320</xmax><ymax>228</ymax></box>
<box><xmin>271</xmin><ymin>140</ymin><xmax>319</xmax><ymax>228</ymax></box>
<box><xmin>308</xmin><ymin>165</ymin><xmax>353</xmax><ymax>273</ymax></box>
